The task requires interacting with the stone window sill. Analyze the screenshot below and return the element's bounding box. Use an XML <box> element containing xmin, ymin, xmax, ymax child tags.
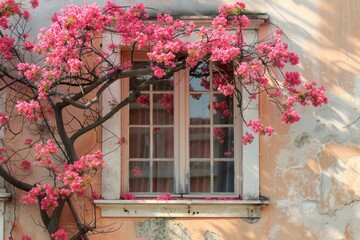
<box><xmin>94</xmin><ymin>199</ymin><xmax>269</xmax><ymax>218</ymax></box>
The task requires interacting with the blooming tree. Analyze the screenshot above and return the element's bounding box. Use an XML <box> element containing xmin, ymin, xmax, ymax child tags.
<box><xmin>0</xmin><ymin>0</ymin><xmax>327</xmax><ymax>239</ymax></box>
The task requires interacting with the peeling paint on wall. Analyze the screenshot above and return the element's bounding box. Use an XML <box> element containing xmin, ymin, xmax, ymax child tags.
<box><xmin>136</xmin><ymin>218</ymin><xmax>192</xmax><ymax>240</ymax></box>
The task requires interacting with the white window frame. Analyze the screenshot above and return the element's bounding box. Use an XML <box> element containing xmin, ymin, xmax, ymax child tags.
<box><xmin>120</xmin><ymin>54</ymin><xmax>241</xmax><ymax>197</ymax></box>
<box><xmin>96</xmin><ymin>17</ymin><xmax>268</xmax><ymax>218</ymax></box>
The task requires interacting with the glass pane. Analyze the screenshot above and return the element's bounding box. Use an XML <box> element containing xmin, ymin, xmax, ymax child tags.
<box><xmin>189</xmin><ymin>62</ymin><xmax>210</xmax><ymax>92</ymax></box>
<box><xmin>213</xmin><ymin>127</ymin><xmax>234</xmax><ymax>158</ymax></box>
<box><xmin>213</xmin><ymin>94</ymin><xmax>234</xmax><ymax>125</ymax></box>
<box><xmin>129</xmin><ymin>127</ymin><xmax>150</xmax><ymax>158</ymax></box>
<box><xmin>130</xmin><ymin>94</ymin><xmax>150</xmax><ymax>125</ymax></box>
<box><xmin>153</xmin><ymin>161</ymin><xmax>174</xmax><ymax>192</ymax></box>
<box><xmin>190</xmin><ymin>93</ymin><xmax>210</xmax><ymax>125</ymax></box>
<box><xmin>213</xmin><ymin>161</ymin><xmax>234</xmax><ymax>192</ymax></box>
<box><xmin>212</xmin><ymin>62</ymin><xmax>234</xmax><ymax>91</ymax></box>
<box><xmin>190</xmin><ymin>161</ymin><xmax>210</xmax><ymax>193</ymax></box>
<box><xmin>153</xmin><ymin>94</ymin><xmax>174</xmax><ymax>124</ymax></box>
<box><xmin>153</xmin><ymin>78</ymin><xmax>174</xmax><ymax>91</ymax></box>
<box><xmin>129</xmin><ymin>62</ymin><xmax>150</xmax><ymax>91</ymax></box>
<box><xmin>153</xmin><ymin>127</ymin><xmax>174</xmax><ymax>158</ymax></box>
<box><xmin>129</xmin><ymin>161</ymin><xmax>150</xmax><ymax>192</ymax></box>
<box><xmin>189</xmin><ymin>127</ymin><xmax>210</xmax><ymax>158</ymax></box>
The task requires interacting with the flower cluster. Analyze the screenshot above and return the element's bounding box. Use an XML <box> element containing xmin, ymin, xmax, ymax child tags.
<box><xmin>246</xmin><ymin>119</ymin><xmax>274</xmax><ymax>137</ymax></box>
<box><xmin>22</xmin><ymin>150</ymin><xmax>104</xmax><ymax>210</ymax></box>
<box><xmin>157</xmin><ymin>93</ymin><xmax>173</xmax><ymax>114</ymax></box>
<box><xmin>50</xmin><ymin>229</ymin><xmax>68</xmax><ymax>240</ymax></box>
<box><xmin>16</xmin><ymin>100</ymin><xmax>42</xmax><ymax>120</ymax></box>
<box><xmin>34</xmin><ymin>139</ymin><xmax>58</xmax><ymax>169</ymax></box>
<box><xmin>0</xmin><ymin>113</ymin><xmax>7</xmax><ymax>125</ymax></box>
<box><xmin>156</xmin><ymin>193</ymin><xmax>173</xmax><ymax>200</ymax></box>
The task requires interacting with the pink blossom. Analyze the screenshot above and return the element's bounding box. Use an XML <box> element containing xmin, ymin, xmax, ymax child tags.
<box><xmin>24</xmin><ymin>138</ymin><xmax>33</xmax><ymax>145</ymax></box>
<box><xmin>23</xmin><ymin>41</ymin><xmax>35</xmax><ymax>51</ymax></box>
<box><xmin>213</xmin><ymin>128</ymin><xmax>225</xmax><ymax>144</ymax></box>
<box><xmin>303</xmin><ymin>81</ymin><xmax>328</xmax><ymax>107</ymax></box>
<box><xmin>0</xmin><ymin>147</ymin><xmax>7</xmax><ymax>164</ymax></box>
<box><xmin>22</xmin><ymin>10</ymin><xmax>30</xmax><ymax>21</ymax></box>
<box><xmin>157</xmin><ymin>93</ymin><xmax>173</xmax><ymax>114</ymax></box>
<box><xmin>51</xmin><ymin>229</ymin><xmax>68</xmax><ymax>240</ymax></box>
<box><xmin>20</xmin><ymin>160</ymin><xmax>31</xmax><ymax>170</ymax></box>
<box><xmin>16</xmin><ymin>100</ymin><xmax>41</xmax><ymax>120</ymax></box>
<box><xmin>122</xmin><ymin>193</ymin><xmax>136</xmax><ymax>200</ymax></box>
<box><xmin>213</xmin><ymin>101</ymin><xmax>232</xmax><ymax>119</ymax></box>
<box><xmin>117</xmin><ymin>136</ymin><xmax>127</xmax><ymax>145</ymax></box>
<box><xmin>157</xmin><ymin>193</ymin><xmax>173</xmax><ymax>200</ymax></box>
<box><xmin>152</xmin><ymin>66</ymin><xmax>167</xmax><ymax>78</ymax></box>
<box><xmin>136</xmin><ymin>95</ymin><xmax>150</xmax><ymax>107</ymax></box>
<box><xmin>21</xmin><ymin>235</ymin><xmax>32</xmax><ymax>240</ymax></box>
<box><xmin>131</xmin><ymin>165</ymin><xmax>143</xmax><ymax>177</ymax></box>
<box><xmin>0</xmin><ymin>35</ymin><xmax>15</xmax><ymax>59</ymax></box>
<box><xmin>242</xmin><ymin>132</ymin><xmax>254</xmax><ymax>145</ymax></box>
<box><xmin>29</xmin><ymin>0</ymin><xmax>39</xmax><ymax>8</ymax></box>
<box><xmin>218</xmin><ymin>84</ymin><xmax>234</xmax><ymax>96</ymax></box>
<box><xmin>0</xmin><ymin>113</ymin><xmax>8</xmax><ymax>125</ymax></box>
<box><xmin>281</xmin><ymin>107</ymin><xmax>301</xmax><ymax>124</ymax></box>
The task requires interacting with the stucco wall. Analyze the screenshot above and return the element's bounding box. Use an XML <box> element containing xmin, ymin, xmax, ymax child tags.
<box><xmin>5</xmin><ymin>0</ymin><xmax>360</xmax><ymax>239</ymax></box>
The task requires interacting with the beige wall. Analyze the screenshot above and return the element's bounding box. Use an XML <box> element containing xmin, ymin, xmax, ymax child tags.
<box><xmin>5</xmin><ymin>0</ymin><xmax>360</xmax><ymax>239</ymax></box>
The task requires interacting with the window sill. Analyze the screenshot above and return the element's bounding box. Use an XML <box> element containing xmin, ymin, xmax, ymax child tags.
<box><xmin>94</xmin><ymin>199</ymin><xmax>269</xmax><ymax>218</ymax></box>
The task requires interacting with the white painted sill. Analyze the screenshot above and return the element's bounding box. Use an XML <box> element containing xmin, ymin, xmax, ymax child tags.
<box><xmin>94</xmin><ymin>199</ymin><xmax>269</xmax><ymax>218</ymax></box>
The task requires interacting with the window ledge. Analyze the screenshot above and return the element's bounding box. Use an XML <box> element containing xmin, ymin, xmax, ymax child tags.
<box><xmin>94</xmin><ymin>199</ymin><xmax>269</xmax><ymax>218</ymax></box>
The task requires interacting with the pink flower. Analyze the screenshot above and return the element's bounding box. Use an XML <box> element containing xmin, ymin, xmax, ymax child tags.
<box><xmin>281</xmin><ymin>107</ymin><xmax>301</xmax><ymax>124</ymax></box>
<box><xmin>218</xmin><ymin>84</ymin><xmax>235</xmax><ymax>96</ymax></box>
<box><xmin>0</xmin><ymin>113</ymin><xmax>8</xmax><ymax>125</ymax></box>
<box><xmin>51</xmin><ymin>229</ymin><xmax>68</xmax><ymax>240</ymax></box>
<box><xmin>242</xmin><ymin>132</ymin><xmax>254</xmax><ymax>145</ymax></box>
<box><xmin>20</xmin><ymin>160</ymin><xmax>31</xmax><ymax>170</ymax></box>
<box><xmin>21</xmin><ymin>235</ymin><xmax>32</xmax><ymax>240</ymax></box>
<box><xmin>29</xmin><ymin>0</ymin><xmax>39</xmax><ymax>8</ymax></box>
<box><xmin>131</xmin><ymin>165</ymin><xmax>143</xmax><ymax>177</ymax></box>
<box><xmin>157</xmin><ymin>193</ymin><xmax>173</xmax><ymax>200</ymax></box>
<box><xmin>157</xmin><ymin>93</ymin><xmax>173</xmax><ymax>114</ymax></box>
<box><xmin>121</xmin><ymin>193</ymin><xmax>136</xmax><ymax>200</ymax></box>
<box><xmin>0</xmin><ymin>35</ymin><xmax>15</xmax><ymax>59</ymax></box>
<box><xmin>24</xmin><ymin>138</ymin><xmax>33</xmax><ymax>145</ymax></box>
<box><xmin>22</xmin><ymin>10</ymin><xmax>30</xmax><ymax>21</ymax></box>
<box><xmin>23</xmin><ymin>41</ymin><xmax>35</xmax><ymax>51</ymax></box>
<box><xmin>284</xmin><ymin>72</ymin><xmax>301</xmax><ymax>86</ymax></box>
<box><xmin>16</xmin><ymin>100</ymin><xmax>41</xmax><ymax>120</ymax></box>
<box><xmin>136</xmin><ymin>95</ymin><xmax>150</xmax><ymax>107</ymax></box>
<box><xmin>152</xmin><ymin>66</ymin><xmax>166</xmax><ymax>78</ymax></box>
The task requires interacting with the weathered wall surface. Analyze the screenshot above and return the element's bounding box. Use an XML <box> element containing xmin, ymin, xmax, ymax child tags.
<box><xmin>5</xmin><ymin>0</ymin><xmax>360</xmax><ymax>239</ymax></box>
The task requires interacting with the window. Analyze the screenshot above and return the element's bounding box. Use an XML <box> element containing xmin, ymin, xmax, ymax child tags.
<box><xmin>100</xmin><ymin>17</ymin><xmax>264</xmax><ymax>203</ymax></box>
<box><xmin>121</xmin><ymin>54</ymin><xmax>241</xmax><ymax>197</ymax></box>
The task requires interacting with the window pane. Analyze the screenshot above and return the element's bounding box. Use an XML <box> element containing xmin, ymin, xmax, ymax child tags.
<box><xmin>129</xmin><ymin>62</ymin><xmax>150</xmax><ymax>91</ymax></box>
<box><xmin>213</xmin><ymin>161</ymin><xmax>234</xmax><ymax>192</ymax></box>
<box><xmin>212</xmin><ymin>62</ymin><xmax>234</xmax><ymax>91</ymax></box>
<box><xmin>153</xmin><ymin>78</ymin><xmax>173</xmax><ymax>91</ymax></box>
<box><xmin>213</xmin><ymin>127</ymin><xmax>234</xmax><ymax>158</ymax></box>
<box><xmin>153</xmin><ymin>161</ymin><xmax>174</xmax><ymax>192</ymax></box>
<box><xmin>129</xmin><ymin>127</ymin><xmax>150</xmax><ymax>158</ymax></box>
<box><xmin>153</xmin><ymin>127</ymin><xmax>174</xmax><ymax>158</ymax></box>
<box><xmin>213</xmin><ymin>94</ymin><xmax>234</xmax><ymax>125</ymax></box>
<box><xmin>190</xmin><ymin>94</ymin><xmax>210</xmax><ymax>125</ymax></box>
<box><xmin>189</xmin><ymin>62</ymin><xmax>210</xmax><ymax>92</ymax></box>
<box><xmin>129</xmin><ymin>94</ymin><xmax>150</xmax><ymax>125</ymax></box>
<box><xmin>129</xmin><ymin>161</ymin><xmax>150</xmax><ymax>192</ymax></box>
<box><xmin>189</xmin><ymin>127</ymin><xmax>210</xmax><ymax>158</ymax></box>
<box><xmin>190</xmin><ymin>161</ymin><xmax>210</xmax><ymax>193</ymax></box>
<box><xmin>153</xmin><ymin>94</ymin><xmax>174</xmax><ymax>125</ymax></box>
